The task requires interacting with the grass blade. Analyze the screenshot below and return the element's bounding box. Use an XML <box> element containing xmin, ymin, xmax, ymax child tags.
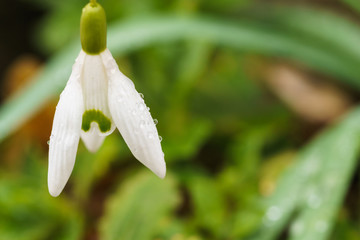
<box><xmin>251</xmin><ymin>108</ymin><xmax>360</xmax><ymax>240</ymax></box>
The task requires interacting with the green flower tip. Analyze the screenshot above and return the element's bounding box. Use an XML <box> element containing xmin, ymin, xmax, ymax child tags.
<box><xmin>82</xmin><ymin>109</ymin><xmax>111</xmax><ymax>133</ymax></box>
<box><xmin>80</xmin><ymin>2</ymin><xmax>107</xmax><ymax>55</ymax></box>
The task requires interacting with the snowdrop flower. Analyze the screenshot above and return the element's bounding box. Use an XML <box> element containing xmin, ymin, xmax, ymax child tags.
<box><xmin>48</xmin><ymin>0</ymin><xmax>165</xmax><ymax>197</ymax></box>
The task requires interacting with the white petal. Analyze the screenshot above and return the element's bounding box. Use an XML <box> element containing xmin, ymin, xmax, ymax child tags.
<box><xmin>48</xmin><ymin>53</ymin><xmax>84</xmax><ymax>197</ymax></box>
<box><xmin>81</xmin><ymin>52</ymin><xmax>115</xmax><ymax>140</ymax></box>
<box><xmin>80</xmin><ymin>122</ymin><xmax>106</xmax><ymax>152</ymax></box>
<box><xmin>101</xmin><ymin>49</ymin><xmax>166</xmax><ymax>178</ymax></box>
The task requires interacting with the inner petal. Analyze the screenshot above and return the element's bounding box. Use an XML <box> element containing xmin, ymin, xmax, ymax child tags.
<box><xmin>81</xmin><ymin>122</ymin><xmax>106</xmax><ymax>152</ymax></box>
<box><xmin>82</xmin><ymin>109</ymin><xmax>112</xmax><ymax>133</ymax></box>
<box><xmin>81</xmin><ymin>53</ymin><xmax>115</xmax><ymax>136</ymax></box>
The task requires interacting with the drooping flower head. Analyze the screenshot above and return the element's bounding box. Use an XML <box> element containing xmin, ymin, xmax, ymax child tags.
<box><xmin>48</xmin><ymin>0</ymin><xmax>166</xmax><ymax>197</ymax></box>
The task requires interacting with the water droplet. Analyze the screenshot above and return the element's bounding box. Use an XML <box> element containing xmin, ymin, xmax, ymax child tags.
<box><xmin>48</xmin><ymin>134</ymin><xmax>55</xmax><ymax>144</ymax></box>
<box><xmin>139</xmin><ymin>120</ymin><xmax>146</xmax><ymax>129</ymax></box>
<box><xmin>315</xmin><ymin>220</ymin><xmax>328</xmax><ymax>232</ymax></box>
<box><xmin>325</xmin><ymin>176</ymin><xmax>338</xmax><ymax>188</ymax></box>
<box><xmin>72</xmin><ymin>65</ymin><xmax>77</xmax><ymax>72</ymax></box>
<box><xmin>147</xmin><ymin>132</ymin><xmax>154</xmax><ymax>139</ymax></box>
<box><xmin>137</xmin><ymin>102</ymin><xmax>145</xmax><ymax>111</ymax></box>
<box><xmin>147</xmin><ymin>107</ymin><xmax>150</xmax><ymax>111</ymax></box>
<box><xmin>302</xmin><ymin>157</ymin><xmax>319</xmax><ymax>176</ymax></box>
<box><xmin>159</xmin><ymin>136</ymin><xmax>163</xmax><ymax>142</ymax></box>
<box><xmin>291</xmin><ymin>220</ymin><xmax>304</xmax><ymax>235</ymax></box>
<box><xmin>266</xmin><ymin>206</ymin><xmax>282</xmax><ymax>221</ymax></box>
<box><xmin>106</xmin><ymin>59</ymin><xmax>117</xmax><ymax>69</ymax></box>
<box><xmin>307</xmin><ymin>193</ymin><xmax>322</xmax><ymax>209</ymax></box>
<box><xmin>153</xmin><ymin>119</ymin><xmax>158</xmax><ymax>125</ymax></box>
<box><xmin>139</xmin><ymin>93</ymin><xmax>144</xmax><ymax>99</ymax></box>
<box><xmin>110</xmin><ymin>68</ymin><xmax>116</xmax><ymax>74</ymax></box>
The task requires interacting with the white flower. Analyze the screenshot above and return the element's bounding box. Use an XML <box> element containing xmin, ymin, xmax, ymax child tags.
<box><xmin>48</xmin><ymin>49</ymin><xmax>166</xmax><ymax>197</ymax></box>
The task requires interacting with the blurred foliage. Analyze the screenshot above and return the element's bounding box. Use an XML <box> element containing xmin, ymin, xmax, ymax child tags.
<box><xmin>1</xmin><ymin>0</ymin><xmax>360</xmax><ymax>239</ymax></box>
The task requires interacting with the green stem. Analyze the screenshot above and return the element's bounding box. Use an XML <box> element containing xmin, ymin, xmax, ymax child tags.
<box><xmin>90</xmin><ymin>0</ymin><xmax>97</xmax><ymax>5</ymax></box>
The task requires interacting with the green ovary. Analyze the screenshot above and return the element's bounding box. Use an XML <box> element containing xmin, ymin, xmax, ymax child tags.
<box><xmin>82</xmin><ymin>110</ymin><xmax>111</xmax><ymax>133</ymax></box>
<box><xmin>80</xmin><ymin>2</ymin><xmax>107</xmax><ymax>55</ymax></box>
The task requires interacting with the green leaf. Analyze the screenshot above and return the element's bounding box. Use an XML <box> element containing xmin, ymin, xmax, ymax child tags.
<box><xmin>185</xmin><ymin>173</ymin><xmax>227</xmax><ymax>237</ymax></box>
<box><xmin>164</xmin><ymin>118</ymin><xmax>213</xmax><ymax>161</ymax></box>
<box><xmin>106</xmin><ymin>15</ymin><xmax>359</xmax><ymax>80</ymax></box>
<box><xmin>265</xmin><ymin>7</ymin><xmax>360</xmax><ymax>71</ymax></box>
<box><xmin>342</xmin><ymin>0</ymin><xmax>360</xmax><ymax>13</ymax></box>
<box><xmin>0</xmin><ymin>157</ymin><xmax>83</xmax><ymax>240</ymax></box>
<box><xmin>99</xmin><ymin>171</ymin><xmax>180</xmax><ymax>240</ymax></box>
<box><xmin>251</xmin><ymin>107</ymin><xmax>360</xmax><ymax>240</ymax></box>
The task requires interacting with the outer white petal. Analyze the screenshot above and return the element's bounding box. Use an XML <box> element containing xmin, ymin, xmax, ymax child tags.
<box><xmin>80</xmin><ymin>52</ymin><xmax>115</xmax><ymax>151</ymax></box>
<box><xmin>101</xmin><ymin>49</ymin><xmax>166</xmax><ymax>178</ymax></box>
<box><xmin>80</xmin><ymin>122</ymin><xmax>106</xmax><ymax>152</ymax></box>
<box><xmin>48</xmin><ymin>52</ymin><xmax>85</xmax><ymax>197</ymax></box>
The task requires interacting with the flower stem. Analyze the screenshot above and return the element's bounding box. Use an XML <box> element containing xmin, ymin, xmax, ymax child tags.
<box><xmin>90</xmin><ymin>0</ymin><xmax>97</xmax><ymax>6</ymax></box>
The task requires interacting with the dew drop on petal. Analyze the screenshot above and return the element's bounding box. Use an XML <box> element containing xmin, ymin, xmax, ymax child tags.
<box><xmin>106</xmin><ymin>59</ymin><xmax>118</xmax><ymax>70</ymax></box>
<box><xmin>153</xmin><ymin>119</ymin><xmax>158</xmax><ymax>125</ymax></box>
<box><xmin>139</xmin><ymin>120</ymin><xmax>146</xmax><ymax>129</ymax></box>
<box><xmin>137</xmin><ymin>102</ymin><xmax>145</xmax><ymax>111</ymax></box>
<box><xmin>106</xmin><ymin>59</ymin><xmax>112</xmax><ymax>66</ymax></box>
<box><xmin>49</xmin><ymin>134</ymin><xmax>55</xmax><ymax>144</ymax></box>
<box><xmin>147</xmin><ymin>132</ymin><xmax>154</xmax><ymax>139</ymax></box>
<box><xmin>159</xmin><ymin>136</ymin><xmax>163</xmax><ymax>142</ymax></box>
<box><xmin>110</xmin><ymin>68</ymin><xmax>116</xmax><ymax>74</ymax></box>
<box><xmin>139</xmin><ymin>93</ymin><xmax>144</xmax><ymax>99</ymax></box>
<box><xmin>147</xmin><ymin>107</ymin><xmax>150</xmax><ymax>111</ymax></box>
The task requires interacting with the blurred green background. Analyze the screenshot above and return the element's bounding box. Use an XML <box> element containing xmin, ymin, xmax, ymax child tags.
<box><xmin>1</xmin><ymin>0</ymin><xmax>360</xmax><ymax>239</ymax></box>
